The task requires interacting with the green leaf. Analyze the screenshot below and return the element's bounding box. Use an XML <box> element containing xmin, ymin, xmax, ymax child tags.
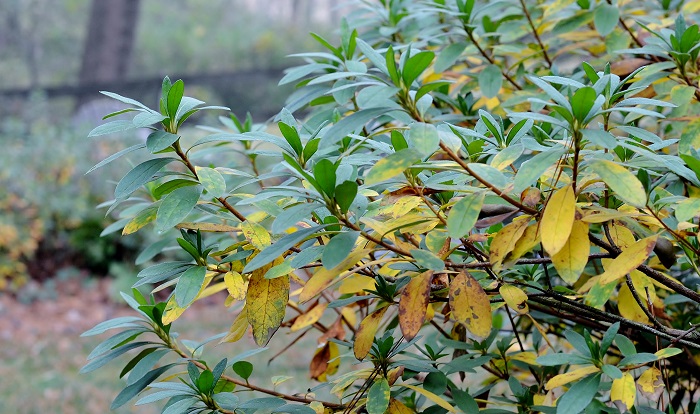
<box><xmin>555</xmin><ymin>373</ymin><xmax>601</xmax><ymax>414</ymax></box>
<box><xmin>115</xmin><ymin>158</ymin><xmax>176</xmax><ymax>199</ymax></box>
<box><xmin>155</xmin><ymin>185</ymin><xmax>202</xmax><ymax>233</ymax></box>
<box><xmin>366</xmin><ymin>379</ymin><xmax>391</xmax><ymax>414</ymax></box>
<box><xmin>167</xmin><ymin>79</ymin><xmax>185</xmax><ymax>119</ymax></box>
<box><xmin>111</xmin><ymin>364</ymin><xmax>177</xmax><ymax>410</ymax></box>
<box><xmin>322</xmin><ymin>231</ymin><xmax>359</xmax><ymax>269</ymax></box>
<box><xmin>82</xmin><ymin>317</ymin><xmax>144</xmax><ymax>337</ymax></box>
<box><xmin>408</xmin><ymin>122</ymin><xmax>440</xmax><ymax>156</ymax></box>
<box><xmin>435</xmin><ymin>42</ymin><xmax>467</xmax><ymax>73</ymax></box>
<box><xmin>594</xmin><ymin>3</ymin><xmax>620</xmax><ymax>36</ymax></box>
<box><xmin>197</xmin><ymin>370</ymin><xmax>215</xmax><ymax>394</ymax></box>
<box><xmin>278</xmin><ymin>121</ymin><xmax>303</xmax><ymax>156</ymax></box>
<box><xmin>146</xmin><ymin>130</ymin><xmax>179</xmax><ymax>153</ymax></box>
<box><xmin>587</xmin><ymin>159</ymin><xmax>647</xmax><ymax>207</ymax></box>
<box><xmin>232</xmin><ymin>361</ymin><xmax>254</xmax><ymax>380</ymax></box>
<box><xmin>335</xmin><ymin>181</ymin><xmax>358</xmax><ymax>213</ymax></box>
<box><xmin>571</xmin><ymin>87</ymin><xmax>597</xmax><ymax>123</ymax></box>
<box><xmin>195</xmin><ymin>166</ymin><xmax>226</xmax><ymax>198</ymax></box>
<box><xmin>133</xmin><ymin>112</ymin><xmax>167</xmax><ymax>128</ymax></box>
<box><xmin>88</xmin><ymin>120</ymin><xmax>137</xmax><ymax>137</ymax></box>
<box><xmin>447</xmin><ymin>192</ymin><xmax>486</xmax><ymax>239</ymax></box>
<box><xmin>536</xmin><ymin>353</ymin><xmax>592</xmax><ymax>366</ymax></box>
<box><xmin>365</xmin><ymin>148</ymin><xmax>422</xmax><ymax>185</ymax></box>
<box><xmin>243</xmin><ymin>226</ymin><xmax>325</xmax><ymax>273</ymax></box>
<box><xmin>513</xmin><ymin>147</ymin><xmax>566</xmax><ymax>193</ymax></box>
<box><xmin>402</xmin><ymin>51</ymin><xmax>435</xmax><ymax>86</ymax></box>
<box><xmin>175</xmin><ymin>266</ymin><xmax>207</xmax><ymax>307</ymax></box>
<box><xmin>86</xmin><ymin>143</ymin><xmax>146</xmax><ymax>174</ymax></box>
<box><xmin>411</xmin><ymin>249</ymin><xmax>445</xmax><ymax>271</ymax></box>
<box><xmin>320</xmin><ymin>107</ymin><xmax>395</xmax><ymax>148</ymax></box>
<box><xmin>313</xmin><ymin>159</ymin><xmax>337</xmax><ymax>197</ymax></box>
<box><xmin>479</xmin><ymin>64</ymin><xmax>503</xmax><ymax>98</ymax></box>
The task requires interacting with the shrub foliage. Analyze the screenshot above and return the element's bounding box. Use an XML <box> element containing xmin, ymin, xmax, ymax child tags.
<box><xmin>84</xmin><ymin>1</ymin><xmax>700</xmax><ymax>413</ymax></box>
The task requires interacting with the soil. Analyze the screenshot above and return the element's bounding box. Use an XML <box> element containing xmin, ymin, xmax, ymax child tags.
<box><xmin>0</xmin><ymin>277</ymin><xmax>132</xmax><ymax>359</ymax></box>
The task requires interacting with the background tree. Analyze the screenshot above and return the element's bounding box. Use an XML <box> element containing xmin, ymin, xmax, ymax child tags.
<box><xmin>84</xmin><ymin>0</ymin><xmax>700</xmax><ymax>413</ymax></box>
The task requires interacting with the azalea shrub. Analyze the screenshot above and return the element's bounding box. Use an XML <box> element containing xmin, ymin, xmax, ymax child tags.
<box><xmin>83</xmin><ymin>0</ymin><xmax>700</xmax><ymax>413</ymax></box>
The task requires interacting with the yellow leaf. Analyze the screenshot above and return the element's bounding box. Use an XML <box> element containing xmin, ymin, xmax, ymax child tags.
<box><xmin>610</xmin><ymin>372</ymin><xmax>636</xmax><ymax>412</ymax></box>
<box><xmin>341</xmin><ymin>307</ymin><xmax>357</xmax><ymax>327</ymax></box>
<box><xmin>617</xmin><ymin>284</ymin><xmax>650</xmax><ymax>324</ymax></box>
<box><xmin>509</xmin><ymin>351</ymin><xmax>538</xmax><ymax>365</ymax></box>
<box><xmin>607</xmin><ymin>224</ymin><xmax>636</xmax><ymax>249</ymax></box>
<box><xmin>541</xmin><ymin>185</ymin><xmax>576</xmax><ymax>256</ymax></box>
<box><xmin>449</xmin><ymin>271</ymin><xmax>492</xmax><ymax>338</ymax></box>
<box><xmin>490</xmin><ymin>218</ymin><xmax>530</xmax><ymax>272</ymax></box>
<box><xmin>499</xmin><ymin>284</ymin><xmax>529</xmax><ymax>314</ymax></box>
<box><xmin>388</xmin><ymin>399</ymin><xmax>415</xmax><ymax>413</ymax></box>
<box><xmin>291</xmin><ymin>303</ymin><xmax>328</xmax><ymax>332</ymax></box>
<box><xmin>300</xmin><ymin>249</ymin><xmax>372</xmax><ymax>303</ymax></box>
<box><xmin>630</xmin><ymin>270</ymin><xmax>657</xmax><ymax>304</ymax></box>
<box><xmin>338</xmin><ymin>275</ymin><xmax>376</xmax><ymax>294</ymax></box>
<box><xmin>241</xmin><ymin>220</ymin><xmax>271</xmax><ymax>250</ymax></box>
<box><xmin>551</xmin><ymin>220</ymin><xmax>590</xmax><ymax>284</ymax></box>
<box><xmin>331</xmin><ymin>368</ymin><xmax>375</xmax><ymax>397</ymax></box>
<box><xmin>399</xmin><ymin>271</ymin><xmax>432</xmax><ymax>340</ymax></box>
<box><xmin>599</xmin><ymin>236</ymin><xmax>658</xmax><ymax>285</ymax></box>
<box><xmin>507</xmin><ymin>223</ymin><xmax>540</xmax><ymax>264</ymax></box>
<box><xmin>402</xmin><ymin>384</ymin><xmax>456</xmax><ymax>412</ymax></box>
<box><xmin>224</xmin><ymin>271</ymin><xmax>247</xmax><ymax>301</ymax></box>
<box><xmin>636</xmin><ymin>367</ymin><xmax>664</xmax><ymax>401</ymax></box>
<box><xmin>354</xmin><ymin>306</ymin><xmax>389</xmax><ymax>360</ymax></box>
<box><xmin>221</xmin><ymin>306</ymin><xmax>248</xmax><ymax>343</ymax></box>
<box><xmin>545</xmin><ymin>365</ymin><xmax>600</xmax><ymax>390</ymax></box>
<box><xmin>247</xmin><ymin>262</ymin><xmax>290</xmax><ymax>346</ymax></box>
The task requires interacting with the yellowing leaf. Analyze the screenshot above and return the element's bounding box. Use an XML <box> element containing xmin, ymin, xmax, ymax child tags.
<box><xmin>654</xmin><ymin>347</ymin><xmax>682</xmax><ymax>359</ymax></box>
<box><xmin>610</xmin><ymin>372</ymin><xmax>636</xmax><ymax>412</ymax></box>
<box><xmin>122</xmin><ymin>206</ymin><xmax>157</xmax><ymax>235</ymax></box>
<box><xmin>221</xmin><ymin>306</ymin><xmax>248</xmax><ymax>343</ymax></box>
<box><xmin>177</xmin><ymin>222</ymin><xmax>241</xmax><ymax>233</ymax></box>
<box><xmin>499</xmin><ymin>284</ymin><xmax>529</xmax><ymax>314</ymax></box>
<box><xmin>291</xmin><ymin>303</ymin><xmax>328</xmax><ymax>332</ymax></box>
<box><xmin>599</xmin><ymin>236</ymin><xmax>658</xmax><ymax>285</ymax></box>
<box><xmin>241</xmin><ymin>220</ymin><xmax>271</xmax><ymax>250</ymax></box>
<box><xmin>617</xmin><ymin>284</ymin><xmax>651</xmax><ymax>324</ymax></box>
<box><xmin>551</xmin><ymin>220</ymin><xmax>590</xmax><ymax>284</ymax></box>
<box><xmin>588</xmin><ymin>159</ymin><xmax>648</xmax><ymax>207</ymax></box>
<box><xmin>224</xmin><ymin>271</ymin><xmax>247</xmax><ymax>301</ymax></box>
<box><xmin>388</xmin><ymin>398</ymin><xmax>415</xmax><ymax>413</ymax></box>
<box><xmin>354</xmin><ymin>306</ymin><xmax>389</xmax><ymax>360</ymax></box>
<box><xmin>636</xmin><ymin>367</ymin><xmax>664</xmax><ymax>401</ymax></box>
<box><xmin>545</xmin><ymin>365</ymin><xmax>600</xmax><ymax>390</ymax></box>
<box><xmin>247</xmin><ymin>263</ymin><xmax>290</xmax><ymax>346</ymax></box>
<box><xmin>399</xmin><ymin>271</ymin><xmax>432</xmax><ymax>340</ymax></box>
<box><xmin>541</xmin><ymin>185</ymin><xmax>576</xmax><ymax>256</ymax></box>
<box><xmin>365</xmin><ymin>148</ymin><xmax>422</xmax><ymax>185</ymax></box>
<box><xmin>402</xmin><ymin>384</ymin><xmax>456</xmax><ymax>412</ymax></box>
<box><xmin>449</xmin><ymin>271</ymin><xmax>492</xmax><ymax>338</ymax></box>
<box><xmin>490</xmin><ymin>218</ymin><xmax>530</xmax><ymax>272</ymax></box>
<box><xmin>300</xmin><ymin>249</ymin><xmax>372</xmax><ymax>303</ymax></box>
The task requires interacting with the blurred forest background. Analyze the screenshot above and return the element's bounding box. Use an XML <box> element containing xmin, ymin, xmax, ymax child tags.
<box><xmin>0</xmin><ymin>1</ymin><xmax>339</xmax><ymax>412</ymax></box>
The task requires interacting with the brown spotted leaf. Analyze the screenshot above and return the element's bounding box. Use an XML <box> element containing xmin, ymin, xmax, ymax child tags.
<box><xmin>449</xmin><ymin>271</ymin><xmax>492</xmax><ymax>338</ymax></box>
<box><xmin>399</xmin><ymin>271</ymin><xmax>432</xmax><ymax>340</ymax></box>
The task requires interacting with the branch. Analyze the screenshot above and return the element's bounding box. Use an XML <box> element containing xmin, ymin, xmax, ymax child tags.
<box><xmin>589</xmin><ymin>234</ymin><xmax>700</xmax><ymax>304</ymax></box>
<box><xmin>439</xmin><ymin>142</ymin><xmax>538</xmax><ymax>215</ymax></box>
<box><xmin>173</xmin><ymin>141</ymin><xmax>247</xmax><ymax>222</ymax></box>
